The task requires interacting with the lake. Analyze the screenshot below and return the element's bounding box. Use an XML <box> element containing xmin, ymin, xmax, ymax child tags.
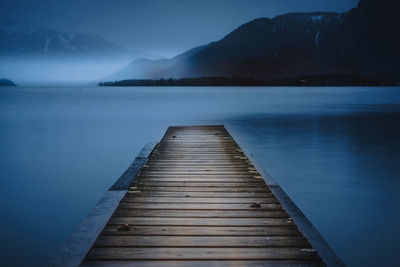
<box><xmin>0</xmin><ymin>86</ymin><xmax>399</xmax><ymax>266</ymax></box>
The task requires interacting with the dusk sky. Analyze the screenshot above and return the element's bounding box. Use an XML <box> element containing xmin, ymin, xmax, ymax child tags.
<box><xmin>1</xmin><ymin>0</ymin><xmax>359</xmax><ymax>57</ymax></box>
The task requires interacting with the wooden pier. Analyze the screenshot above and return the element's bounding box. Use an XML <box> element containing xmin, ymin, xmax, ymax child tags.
<box><xmin>49</xmin><ymin>125</ymin><xmax>343</xmax><ymax>267</ymax></box>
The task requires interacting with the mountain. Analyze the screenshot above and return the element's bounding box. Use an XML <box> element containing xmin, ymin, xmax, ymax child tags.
<box><xmin>112</xmin><ymin>0</ymin><xmax>400</xmax><ymax>81</ymax></box>
<box><xmin>325</xmin><ymin>0</ymin><xmax>400</xmax><ymax>79</ymax></box>
<box><xmin>0</xmin><ymin>19</ymin><xmax>160</xmax><ymax>85</ymax></box>
<box><xmin>0</xmin><ymin>19</ymin><xmax>157</xmax><ymax>60</ymax></box>
<box><xmin>0</xmin><ymin>78</ymin><xmax>16</xmax><ymax>86</ymax></box>
<box><xmin>110</xmin><ymin>45</ymin><xmax>206</xmax><ymax>80</ymax></box>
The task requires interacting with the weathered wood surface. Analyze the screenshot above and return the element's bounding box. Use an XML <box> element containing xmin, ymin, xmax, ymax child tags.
<box><xmin>81</xmin><ymin>126</ymin><xmax>325</xmax><ymax>266</ymax></box>
<box><xmin>82</xmin><ymin>260</ymin><xmax>323</xmax><ymax>267</ymax></box>
<box><xmin>101</xmin><ymin>225</ymin><xmax>301</xmax><ymax>236</ymax></box>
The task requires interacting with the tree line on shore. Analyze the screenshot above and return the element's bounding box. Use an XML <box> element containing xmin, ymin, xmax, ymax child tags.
<box><xmin>98</xmin><ymin>75</ymin><xmax>396</xmax><ymax>87</ymax></box>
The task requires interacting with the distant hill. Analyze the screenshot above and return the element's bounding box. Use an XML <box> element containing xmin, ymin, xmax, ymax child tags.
<box><xmin>112</xmin><ymin>0</ymin><xmax>400</xmax><ymax>82</ymax></box>
<box><xmin>0</xmin><ymin>19</ymin><xmax>158</xmax><ymax>60</ymax></box>
<box><xmin>0</xmin><ymin>19</ymin><xmax>160</xmax><ymax>85</ymax></box>
<box><xmin>0</xmin><ymin>78</ymin><xmax>16</xmax><ymax>86</ymax></box>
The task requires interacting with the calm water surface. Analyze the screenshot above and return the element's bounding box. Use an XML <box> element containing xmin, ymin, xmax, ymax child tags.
<box><xmin>0</xmin><ymin>86</ymin><xmax>399</xmax><ymax>266</ymax></box>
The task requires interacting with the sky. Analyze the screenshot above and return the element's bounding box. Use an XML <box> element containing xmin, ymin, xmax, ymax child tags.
<box><xmin>1</xmin><ymin>0</ymin><xmax>359</xmax><ymax>57</ymax></box>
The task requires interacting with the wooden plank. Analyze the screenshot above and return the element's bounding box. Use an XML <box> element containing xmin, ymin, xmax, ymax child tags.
<box><xmin>113</xmin><ymin>209</ymin><xmax>288</xmax><ymax>218</ymax></box>
<box><xmin>118</xmin><ymin>203</ymin><xmax>282</xmax><ymax>210</ymax></box>
<box><xmin>133</xmin><ymin>181</ymin><xmax>266</xmax><ymax>185</ymax></box>
<box><xmin>86</xmin><ymin>247</ymin><xmax>319</xmax><ymax>260</ymax></box>
<box><xmin>107</xmin><ymin>217</ymin><xmax>293</xmax><ymax>226</ymax></box>
<box><xmin>82</xmin><ymin>260</ymin><xmax>324</xmax><ymax>267</ymax></box>
<box><xmin>160</xmin><ymin>140</ymin><xmax>235</xmax><ymax>143</ymax></box>
<box><xmin>151</xmin><ymin>155</ymin><xmax>242</xmax><ymax>157</ymax></box>
<box><xmin>152</xmin><ymin>154</ymin><xmax>243</xmax><ymax>156</ymax></box>
<box><xmin>144</xmin><ymin>164</ymin><xmax>251</xmax><ymax>167</ymax></box>
<box><xmin>138</xmin><ymin>175</ymin><xmax>260</xmax><ymax>179</ymax></box>
<box><xmin>125</xmin><ymin>187</ymin><xmax>270</xmax><ymax>192</ymax></box>
<box><xmin>137</xmin><ymin>175</ymin><xmax>262</xmax><ymax>179</ymax></box>
<box><xmin>142</xmin><ymin>167</ymin><xmax>253</xmax><ymax>170</ymax></box>
<box><xmin>155</xmin><ymin>149</ymin><xmax>241</xmax><ymax>151</ymax></box>
<box><xmin>121</xmin><ymin>196</ymin><xmax>280</xmax><ymax>204</ymax></box>
<box><xmin>101</xmin><ymin>225</ymin><xmax>301</xmax><ymax>236</ymax></box>
<box><xmin>145</xmin><ymin>160</ymin><xmax>249</xmax><ymax>163</ymax></box>
<box><xmin>149</xmin><ymin>156</ymin><xmax>243</xmax><ymax>159</ymax></box>
<box><xmin>139</xmin><ymin>172</ymin><xmax>255</xmax><ymax>175</ymax></box>
<box><xmin>159</xmin><ymin>142</ymin><xmax>234</xmax><ymax>146</ymax></box>
<box><xmin>159</xmin><ymin>136</ymin><xmax>233</xmax><ymax>139</ymax></box>
<box><xmin>94</xmin><ymin>236</ymin><xmax>310</xmax><ymax>247</ymax></box>
<box><xmin>154</xmin><ymin>151</ymin><xmax>242</xmax><ymax>153</ymax></box>
<box><xmin>154</xmin><ymin>150</ymin><xmax>243</xmax><ymax>153</ymax></box>
<box><xmin>125</xmin><ymin>191</ymin><xmax>273</xmax><ymax>198</ymax></box>
<box><xmin>139</xmin><ymin>173</ymin><xmax>259</xmax><ymax>177</ymax></box>
<box><xmin>133</xmin><ymin>182</ymin><xmax>266</xmax><ymax>188</ymax></box>
<box><xmin>153</xmin><ymin>152</ymin><xmax>241</xmax><ymax>153</ymax></box>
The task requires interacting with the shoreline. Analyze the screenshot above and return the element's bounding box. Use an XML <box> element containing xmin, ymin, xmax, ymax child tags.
<box><xmin>99</xmin><ymin>75</ymin><xmax>398</xmax><ymax>87</ymax></box>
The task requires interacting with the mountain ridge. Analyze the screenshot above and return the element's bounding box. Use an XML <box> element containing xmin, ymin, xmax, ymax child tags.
<box><xmin>0</xmin><ymin>18</ymin><xmax>159</xmax><ymax>60</ymax></box>
<box><xmin>112</xmin><ymin>0</ymin><xmax>399</xmax><ymax>82</ymax></box>
<box><xmin>0</xmin><ymin>19</ymin><xmax>161</xmax><ymax>85</ymax></box>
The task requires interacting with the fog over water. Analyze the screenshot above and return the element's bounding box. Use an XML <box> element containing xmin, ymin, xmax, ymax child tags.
<box><xmin>0</xmin><ymin>57</ymin><xmax>133</xmax><ymax>85</ymax></box>
<box><xmin>0</xmin><ymin>86</ymin><xmax>399</xmax><ymax>266</ymax></box>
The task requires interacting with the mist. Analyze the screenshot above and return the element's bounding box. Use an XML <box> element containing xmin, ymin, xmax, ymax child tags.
<box><xmin>0</xmin><ymin>56</ymin><xmax>135</xmax><ymax>86</ymax></box>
